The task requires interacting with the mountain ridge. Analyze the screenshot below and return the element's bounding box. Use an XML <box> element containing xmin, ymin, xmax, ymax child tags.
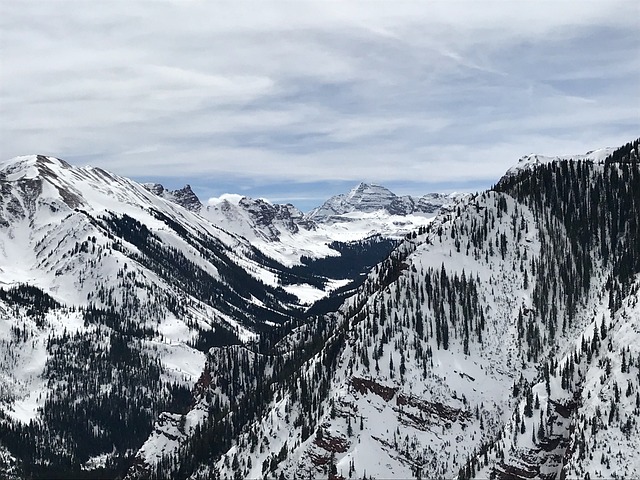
<box><xmin>138</xmin><ymin>180</ymin><xmax>452</xmax><ymax>266</ymax></box>
<box><xmin>0</xmin><ymin>152</ymin><xmax>334</xmax><ymax>477</ymax></box>
<box><xmin>499</xmin><ymin>146</ymin><xmax>617</xmax><ymax>183</ymax></box>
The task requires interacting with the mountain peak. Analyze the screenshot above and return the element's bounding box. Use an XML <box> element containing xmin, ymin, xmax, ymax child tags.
<box><xmin>141</xmin><ymin>182</ymin><xmax>166</xmax><ymax>196</ymax></box>
<box><xmin>142</xmin><ymin>183</ymin><xmax>202</xmax><ymax>212</ymax></box>
<box><xmin>170</xmin><ymin>184</ymin><xmax>201</xmax><ymax>212</ymax></box>
<box><xmin>347</xmin><ymin>182</ymin><xmax>392</xmax><ymax>199</ymax></box>
<box><xmin>1</xmin><ymin>155</ymin><xmax>72</xmax><ymax>181</ymax></box>
<box><xmin>202</xmin><ymin>193</ymin><xmax>313</xmax><ymax>245</ymax></box>
<box><xmin>307</xmin><ymin>182</ymin><xmax>447</xmax><ymax>222</ymax></box>
<box><xmin>350</xmin><ymin>181</ymin><xmax>379</xmax><ymax>191</ymax></box>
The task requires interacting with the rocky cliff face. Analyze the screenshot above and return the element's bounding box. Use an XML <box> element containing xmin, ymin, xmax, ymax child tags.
<box><xmin>142</xmin><ymin>183</ymin><xmax>202</xmax><ymax>212</ymax></box>
<box><xmin>202</xmin><ymin>195</ymin><xmax>314</xmax><ymax>242</ymax></box>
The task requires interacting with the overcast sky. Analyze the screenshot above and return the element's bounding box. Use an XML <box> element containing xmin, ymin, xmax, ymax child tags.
<box><xmin>1</xmin><ymin>1</ymin><xmax>639</xmax><ymax>210</ymax></box>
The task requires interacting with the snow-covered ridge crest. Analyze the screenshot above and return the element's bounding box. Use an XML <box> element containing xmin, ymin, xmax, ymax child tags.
<box><xmin>0</xmin><ymin>154</ymin><xmax>75</xmax><ymax>181</ymax></box>
<box><xmin>2</xmin><ymin>154</ymin><xmax>177</xmax><ymax>214</ymax></box>
<box><xmin>0</xmin><ymin>151</ymin><xmax>298</xmax><ymax>326</ymax></box>
<box><xmin>504</xmin><ymin>146</ymin><xmax>615</xmax><ymax>179</ymax></box>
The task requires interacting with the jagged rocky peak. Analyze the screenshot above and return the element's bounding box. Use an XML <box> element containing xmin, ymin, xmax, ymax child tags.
<box><xmin>170</xmin><ymin>185</ymin><xmax>202</xmax><ymax>212</ymax></box>
<box><xmin>142</xmin><ymin>182</ymin><xmax>202</xmax><ymax>212</ymax></box>
<box><xmin>307</xmin><ymin>182</ymin><xmax>449</xmax><ymax>222</ymax></box>
<box><xmin>239</xmin><ymin>197</ymin><xmax>311</xmax><ymax>230</ymax></box>
<box><xmin>203</xmin><ymin>193</ymin><xmax>315</xmax><ymax>242</ymax></box>
<box><xmin>346</xmin><ymin>182</ymin><xmax>398</xmax><ymax>211</ymax></box>
<box><xmin>141</xmin><ymin>182</ymin><xmax>165</xmax><ymax>196</ymax></box>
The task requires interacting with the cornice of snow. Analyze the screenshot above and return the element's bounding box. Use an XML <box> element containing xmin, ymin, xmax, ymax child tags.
<box><xmin>503</xmin><ymin>147</ymin><xmax>615</xmax><ymax>179</ymax></box>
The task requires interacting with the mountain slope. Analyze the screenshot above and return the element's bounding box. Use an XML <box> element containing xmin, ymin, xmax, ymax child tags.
<box><xmin>150</xmin><ymin>139</ymin><xmax>640</xmax><ymax>480</ymax></box>
<box><xmin>1</xmin><ymin>139</ymin><xmax>638</xmax><ymax>480</ymax></box>
<box><xmin>200</xmin><ymin>194</ymin><xmax>328</xmax><ymax>265</ymax></box>
<box><xmin>0</xmin><ymin>155</ymin><xmax>317</xmax><ymax>478</ymax></box>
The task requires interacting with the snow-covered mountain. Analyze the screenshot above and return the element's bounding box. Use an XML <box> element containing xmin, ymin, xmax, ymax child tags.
<box><xmin>0</xmin><ymin>155</ymin><xmax>420</xmax><ymax>478</ymax></box>
<box><xmin>204</xmin><ymin>194</ymin><xmax>314</xmax><ymax>242</ymax></box>
<box><xmin>200</xmin><ymin>194</ymin><xmax>325</xmax><ymax>265</ymax></box>
<box><xmin>0</xmin><ymin>155</ymin><xmax>298</xmax><ymax>324</ymax></box>
<box><xmin>307</xmin><ymin>182</ymin><xmax>450</xmax><ymax>222</ymax></box>
<box><xmin>1</xmin><ymin>138</ymin><xmax>639</xmax><ymax>480</ymax></box>
<box><xmin>126</xmin><ymin>140</ymin><xmax>640</xmax><ymax>480</ymax></box>
<box><xmin>0</xmin><ymin>154</ymin><xmax>341</xmax><ymax>478</ymax></box>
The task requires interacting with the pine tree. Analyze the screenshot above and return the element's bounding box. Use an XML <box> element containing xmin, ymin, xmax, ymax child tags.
<box><xmin>524</xmin><ymin>389</ymin><xmax>534</xmax><ymax>418</ymax></box>
<box><xmin>600</xmin><ymin>316</ymin><xmax>607</xmax><ymax>339</ymax></box>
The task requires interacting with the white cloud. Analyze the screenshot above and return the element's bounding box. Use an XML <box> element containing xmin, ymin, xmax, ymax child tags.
<box><xmin>0</xmin><ymin>0</ymin><xmax>638</xmax><ymax>199</ymax></box>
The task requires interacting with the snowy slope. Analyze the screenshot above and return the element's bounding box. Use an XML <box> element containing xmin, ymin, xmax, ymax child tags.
<box><xmin>207</xmin><ymin>190</ymin><xmax>541</xmax><ymax>480</ymax></box>
<box><xmin>160</xmin><ymin>140</ymin><xmax>640</xmax><ymax>480</ymax></box>
<box><xmin>0</xmin><ymin>155</ymin><xmax>316</xmax><ymax>476</ymax></box>
<box><xmin>1</xmin><ymin>140</ymin><xmax>638</xmax><ymax>480</ymax></box>
<box><xmin>0</xmin><ymin>155</ymin><xmax>295</xmax><ymax>318</ymax></box>
<box><xmin>201</xmin><ymin>194</ymin><xmax>324</xmax><ymax>265</ymax></box>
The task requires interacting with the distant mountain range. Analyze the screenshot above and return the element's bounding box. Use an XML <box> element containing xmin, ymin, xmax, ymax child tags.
<box><xmin>141</xmin><ymin>181</ymin><xmax>455</xmax><ymax>266</ymax></box>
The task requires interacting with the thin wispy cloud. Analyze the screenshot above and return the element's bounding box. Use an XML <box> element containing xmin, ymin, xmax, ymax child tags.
<box><xmin>1</xmin><ymin>1</ymin><xmax>638</xmax><ymax>210</ymax></box>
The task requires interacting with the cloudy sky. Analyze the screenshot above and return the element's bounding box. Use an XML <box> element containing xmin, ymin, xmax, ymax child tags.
<box><xmin>1</xmin><ymin>1</ymin><xmax>638</xmax><ymax>210</ymax></box>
